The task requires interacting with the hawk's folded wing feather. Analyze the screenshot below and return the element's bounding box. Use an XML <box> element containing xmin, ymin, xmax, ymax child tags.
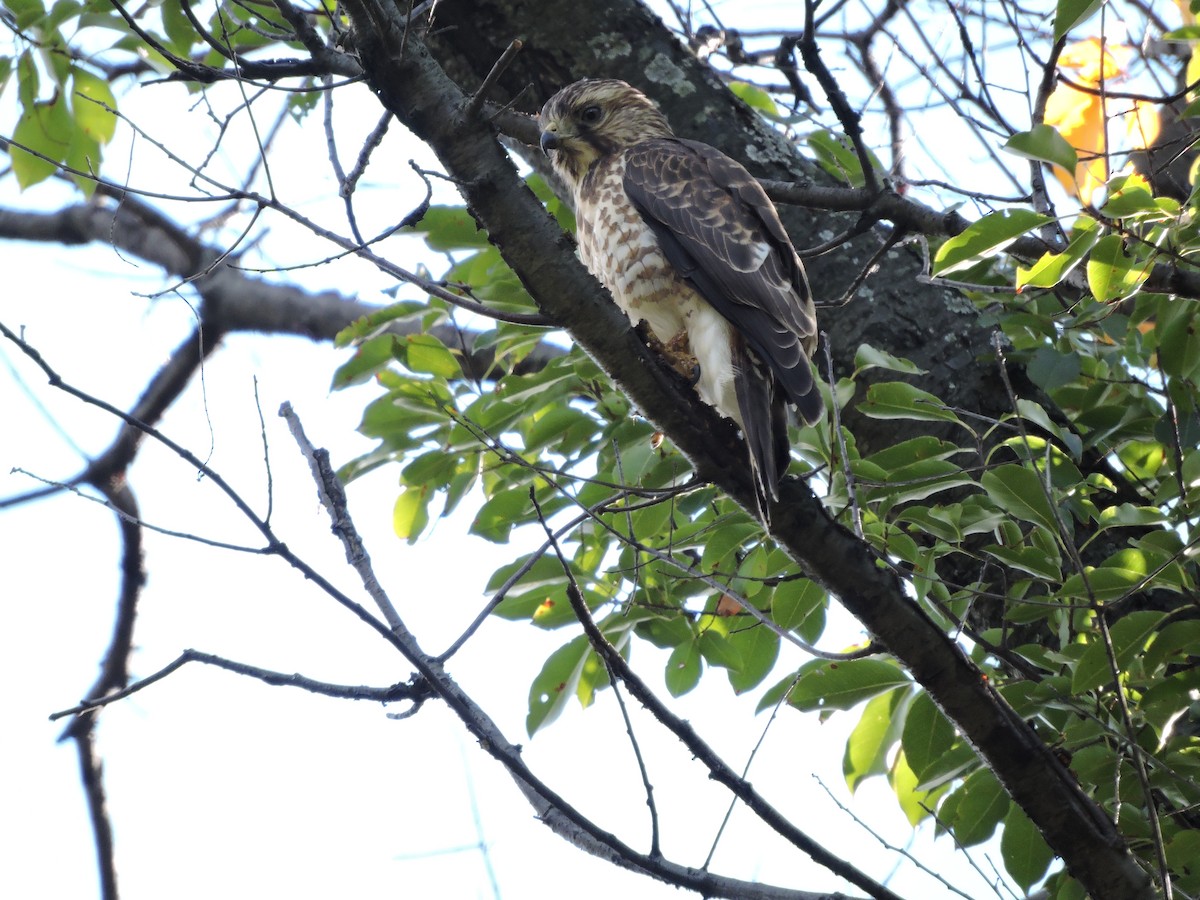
<box><xmin>622</xmin><ymin>139</ymin><xmax>822</xmax><ymax>425</ymax></box>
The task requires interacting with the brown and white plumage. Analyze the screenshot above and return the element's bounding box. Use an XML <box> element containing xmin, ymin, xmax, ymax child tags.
<box><xmin>538</xmin><ymin>79</ymin><xmax>822</xmax><ymax>519</ymax></box>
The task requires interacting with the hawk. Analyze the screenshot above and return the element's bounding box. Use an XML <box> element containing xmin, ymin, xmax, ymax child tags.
<box><xmin>538</xmin><ymin>78</ymin><xmax>823</xmax><ymax>520</ymax></box>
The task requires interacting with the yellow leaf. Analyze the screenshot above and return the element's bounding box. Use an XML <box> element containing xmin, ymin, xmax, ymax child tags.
<box><xmin>1043</xmin><ymin>40</ymin><xmax>1150</xmax><ymax>204</ymax></box>
<box><xmin>1188</xmin><ymin>44</ymin><xmax>1200</xmax><ymax>100</ymax></box>
<box><xmin>1059</xmin><ymin>38</ymin><xmax>1129</xmax><ymax>84</ymax></box>
<box><xmin>1126</xmin><ymin>99</ymin><xmax>1161</xmax><ymax>151</ymax></box>
<box><xmin>1045</xmin><ymin>85</ymin><xmax>1107</xmax><ymax>202</ymax></box>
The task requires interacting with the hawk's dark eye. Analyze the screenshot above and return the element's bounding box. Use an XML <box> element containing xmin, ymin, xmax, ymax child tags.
<box><xmin>579</xmin><ymin>105</ymin><xmax>603</xmax><ymax>125</ymax></box>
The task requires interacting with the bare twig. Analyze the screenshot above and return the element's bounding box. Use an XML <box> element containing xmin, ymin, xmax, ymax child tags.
<box><xmin>341</xmin><ymin>111</ymin><xmax>393</xmax><ymax>198</ymax></box>
<box><xmin>51</xmin><ymin>649</ymin><xmax>429</xmax><ymax>721</ymax></box>
<box><xmin>812</xmin><ymin>774</ymin><xmax>983</xmax><ymax>900</ymax></box>
<box><xmin>465</xmin><ymin>39</ymin><xmax>523</xmax><ymax>119</ymax></box>
<box><xmin>280</xmin><ymin>403</ymin><xmax>405</xmax><ymax>632</ymax></box>
<box><xmin>532</xmin><ymin>491</ymin><xmax>662</xmax><ymax>859</ymax></box>
<box><xmin>550</xmin><ymin>510</ymin><xmax>906</xmax><ymax>900</ymax></box>
<box><xmin>798</xmin><ymin>1</ymin><xmax>879</xmax><ymax>195</ymax></box>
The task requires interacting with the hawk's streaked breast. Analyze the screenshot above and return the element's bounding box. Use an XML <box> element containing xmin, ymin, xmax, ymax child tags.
<box><xmin>577</xmin><ymin>153</ymin><xmax>739</xmax><ymax>422</ymax></box>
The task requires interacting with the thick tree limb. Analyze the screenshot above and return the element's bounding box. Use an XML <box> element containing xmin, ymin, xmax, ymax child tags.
<box><xmin>337</xmin><ymin>3</ymin><xmax>1153</xmax><ymax>898</ymax></box>
<box><xmin>0</xmin><ymin>202</ymin><xmax>560</xmax><ymax>380</ymax></box>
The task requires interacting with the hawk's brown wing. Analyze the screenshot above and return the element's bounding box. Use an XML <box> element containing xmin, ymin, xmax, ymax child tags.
<box><xmin>622</xmin><ymin>138</ymin><xmax>822</xmax><ymax>425</ymax></box>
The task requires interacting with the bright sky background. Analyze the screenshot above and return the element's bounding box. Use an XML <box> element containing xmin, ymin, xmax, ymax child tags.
<box><xmin>0</xmin><ymin>2</ymin><xmax>1051</xmax><ymax>897</ymax></box>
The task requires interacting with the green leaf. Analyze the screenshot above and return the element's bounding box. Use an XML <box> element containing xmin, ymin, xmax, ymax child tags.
<box><xmin>333</xmin><ymin>334</ymin><xmax>395</xmax><ymax>388</ymax></box>
<box><xmin>71</xmin><ymin>67</ymin><xmax>117</xmax><ymax>144</ymax></box>
<box><xmin>981</xmin><ymin>464</ymin><xmax>1060</xmax><ymax>535</ymax></box>
<box><xmin>983</xmin><ymin>543</ymin><xmax>1062</xmax><ymax>581</ymax></box>
<box><xmin>1086</xmin><ymin>233</ymin><xmax>1148</xmax><ymax>302</ymax></box>
<box><xmin>869</xmin><ymin>458</ymin><xmax>975</xmax><ymax>505</ymax></box>
<box><xmin>1157</xmin><ymin>297</ymin><xmax>1200</xmax><ymax>382</ymax></box>
<box><xmin>485</xmin><ymin>552</ymin><xmax>563</xmax><ymax>594</ymax></box>
<box><xmin>63</xmin><ymin>129</ymin><xmax>100</xmax><ymax>195</ymax></box>
<box><xmin>1017</xmin><ymin>225</ymin><xmax>1099</xmax><ymax>290</ymax></box>
<box><xmin>844</xmin><ymin>687</ymin><xmax>910</xmax><ymax>793</ymax></box>
<box><xmin>11</xmin><ymin>95</ymin><xmax>73</xmax><ymax>188</ymax></box>
<box><xmin>1001</xmin><ymin>804</ymin><xmax>1054</xmax><ymax>891</ymax></box>
<box><xmin>1054</xmin><ymin>0</ymin><xmax>1104</xmax><ymax>40</ymax></box>
<box><xmin>406</xmin><ymin>205</ymin><xmax>488</xmax><ymax>251</ymax></box>
<box><xmin>7</xmin><ymin>0</ymin><xmax>45</xmax><ymax>30</ymax></box>
<box><xmin>392</xmin><ymin>485</ymin><xmax>430</xmax><ymax>544</ymax></box>
<box><xmin>527</xmin><ymin>173</ymin><xmax>576</xmax><ymax>232</ymax></box>
<box><xmin>334</xmin><ymin>300</ymin><xmax>435</xmax><ymax>348</ymax></box>
<box><xmin>400</xmin><ymin>334</ymin><xmax>461</xmax><ymax>379</ymax></box>
<box><xmin>161</xmin><ymin>0</ymin><xmax>197</xmax><ymax>53</ymax></box>
<box><xmin>1143</xmin><ymin>620</ymin><xmax>1200</xmax><ymax>675</ymax></box>
<box><xmin>726</xmin><ymin>624</ymin><xmax>780</xmax><ymax>693</ymax></box>
<box><xmin>933</xmin><ymin>209</ymin><xmax>1051</xmax><ymax>276</ymax></box>
<box><xmin>915</xmin><ymin>741</ymin><xmax>978</xmax><ymax>792</ymax></box>
<box><xmin>1060</xmin><ymin>566</ymin><xmax>1152</xmax><ymax>606</ymax></box>
<box><xmin>469</xmin><ymin>487</ymin><xmax>530</xmax><ymax>543</ymax></box>
<box><xmin>1071</xmin><ymin>610</ymin><xmax>1167</xmax><ymax>695</ymax></box>
<box><xmin>789</xmin><ymin>658</ymin><xmax>909</xmax><ymax>712</ymax></box>
<box><xmin>808</xmin><ymin>130</ymin><xmax>874</xmax><ymax>187</ymax></box>
<box><xmin>949</xmin><ymin>768</ymin><xmax>1010</xmax><ymax>846</ymax></box>
<box><xmin>698</xmin><ymin>629</ymin><xmax>743</xmax><ymax>672</ymax></box>
<box><xmin>853</xmin><ymin>343</ymin><xmax>927</xmax><ymax>376</ymax></box>
<box><xmin>665</xmin><ymin>639</ymin><xmax>702</xmax><ymax>697</ymax></box>
<box><xmin>1095</xmin><ymin>503</ymin><xmax>1166</xmax><ymax>530</ymax></box>
<box><xmin>728</xmin><ymin>80</ymin><xmax>778</xmax><ymax>115</ymax></box>
<box><xmin>402</xmin><ymin>449</ymin><xmax>460</xmax><ymax>489</ymax></box>
<box><xmin>636</xmin><ymin>614</ymin><xmax>694</xmax><ymax>650</ymax></box>
<box><xmin>862</xmin><ymin>436</ymin><xmax>962</xmax><ymax>471</ymax></box>
<box><xmin>1004</xmin><ymin>124</ymin><xmax>1078</xmax><ymax>173</ymax></box>
<box><xmin>523</xmin><ymin>405</ymin><xmax>597</xmax><ymax>454</ymax></box>
<box><xmin>901</xmin><ymin>691</ymin><xmax>955</xmax><ymax>782</ymax></box>
<box><xmin>527</xmin><ymin>634</ymin><xmax>591</xmax><ymax>735</ymax></box>
<box><xmin>1099</xmin><ymin>179</ymin><xmax>1158</xmax><ymax>219</ymax></box>
<box><xmin>1026</xmin><ymin>345</ymin><xmax>1084</xmax><ymax>392</ymax></box>
<box><xmin>859</xmin><ymin>381</ymin><xmax>964</xmax><ymax>426</ymax></box>
<box><xmin>700</xmin><ymin>521</ymin><xmax>761</xmax><ymax>572</ymax></box>
<box><xmin>43</xmin><ymin>0</ymin><xmax>81</xmax><ymax>32</ymax></box>
<box><xmin>1166</xmin><ymin>831</ymin><xmax>1200</xmax><ymax>887</ymax></box>
<box><xmin>1014</xmin><ymin>398</ymin><xmax>1083</xmax><ymax>459</ymax></box>
<box><xmin>890</xmin><ymin>750</ymin><xmax>938</xmax><ymax>826</ymax></box>
<box><xmin>770</xmin><ymin>578</ymin><xmax>826</xmax><ymax>642</ymax></box>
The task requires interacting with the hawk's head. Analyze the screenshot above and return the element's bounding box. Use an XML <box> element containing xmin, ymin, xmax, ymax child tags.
<box><xmin>538</xmin><ymin>79</ymin><xmax>673</xmax><ymax>186</ymax></box>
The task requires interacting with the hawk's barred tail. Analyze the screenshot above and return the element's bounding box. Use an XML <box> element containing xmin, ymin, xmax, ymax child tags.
<box><xmin>733</xmin><ymin>341</ymin><xmax>789</xmax><ymax>523</ymax></box>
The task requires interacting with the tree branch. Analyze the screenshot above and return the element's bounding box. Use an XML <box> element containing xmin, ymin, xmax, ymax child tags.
<box><xmin>336</xmin><ymin>5</ymin><xmax>1153</xmax><ymax>898</ymax></box>
<box><xmin>0</xmin><ymin>200</ymin><xmax>561</xmax><ymax>376</ymax></box>
<box><xmin>283</xmin><ymin>399</ymin><xmax>856</xmax><ymax>900</ymax></box>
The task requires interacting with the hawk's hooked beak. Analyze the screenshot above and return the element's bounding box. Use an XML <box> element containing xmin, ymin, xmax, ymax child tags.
<box><xmin>539</xmin><ymin>128</ymin><xmax>561</xmax><ymax>156</ymax></box>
